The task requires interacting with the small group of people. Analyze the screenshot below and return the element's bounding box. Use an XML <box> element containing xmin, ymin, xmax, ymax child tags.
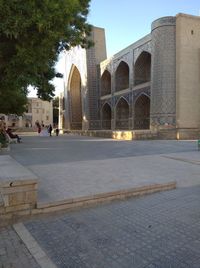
<box><xmin>0</xmin><ymin>118</ymin><xmax>22</xmax><ymax>145</ymax></box>
<box><xmin>6</xmin><ymin>128</ymin><xmax>21</xmax><ymax>143</ymax></box>
<box><xmin>35</xmin><ymin>121</ymin><xmax>59</xmax><ymax>137</ymax></box>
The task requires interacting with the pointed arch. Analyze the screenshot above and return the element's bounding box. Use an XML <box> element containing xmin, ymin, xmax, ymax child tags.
<box><xmin>134</xmin><ymin>51</ymin><xmax>151</xmax><ymax>86</ymax></box>
<box><xmin>69</xmin><ymin>65</ymin><xmax>82</xmax><ymax>129</ymax></box>
<box><xmin>134</xmin><ymin>94</ymin><xmax>150</xmax><ymax>129</ymax></box>
<box><xmin>115</xmin><ymin>97</ymin><xmax>129</xmax><ymax>129</ymax></box>
<box><xmin>101</xmin><ymin>102</ymin><xmax>111</xmax><ymax>129</ymax></box>
<box><xmin>115</xmin><ymin>61</ymin><xmax>129</xmax><ymax>92</ymax></box>
<box><xmin>101</xmin><ymin>70</ymin><xmax>111</xmax><ymax>96</ymax></box>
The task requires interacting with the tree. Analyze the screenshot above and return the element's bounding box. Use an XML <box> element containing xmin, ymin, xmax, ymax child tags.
<box><xmin>0</xmin><ymin>0</ymin><xmax>92</xmax><ymax>114</ymax></box>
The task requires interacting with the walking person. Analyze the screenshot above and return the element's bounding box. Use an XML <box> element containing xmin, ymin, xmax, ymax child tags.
<box><xmin>35</xmin><ymin>121</ymin><xmax>41</xmax><ymax>134</ymax></box>
<box><xmin>48</xmin><ymin>124</ymin><xmax>53</xmax><ymax>137</ymax></box>
<box><xmin>55</xmin><ymin>127</ymin><xmax>59</xmax><ymax>136</ymax></box>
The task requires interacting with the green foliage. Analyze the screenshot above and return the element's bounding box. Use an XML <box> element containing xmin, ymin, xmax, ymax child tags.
<box><xmin>0</xmin><ymin>132</ymin><xmax>8</xmax><ymax>147</ymax></box>
<box><xmin>0</xmin><ymin>0</ymin><xmax>92</xmax><ymax>114</ymax></box>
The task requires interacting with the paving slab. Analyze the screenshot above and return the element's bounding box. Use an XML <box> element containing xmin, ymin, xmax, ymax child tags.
<box><xmin>0</xmin><ymin>155</ymin><xmax>38</xmax><ymax>183</ymax></box>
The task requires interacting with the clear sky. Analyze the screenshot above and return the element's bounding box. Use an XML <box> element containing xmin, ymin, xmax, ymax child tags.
<box><xmin>29</xmin><ymin>0</ymin><xmax>200</xmax><ymax>97</ymax></box>
<box><xmin>88</xmin><ymin>0</ymin><xmax>200</xmax><ymax>57</ymax></box>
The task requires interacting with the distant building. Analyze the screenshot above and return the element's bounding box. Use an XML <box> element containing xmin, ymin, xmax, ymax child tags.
<box><xmin>0</xmin><ymin>98</ymin><xmax>53</xmax><ymax>128</ymax></box>
<box><xmin>25</xmin><ymin>98</ymin><xmax>53</xmax><ymax>127</ymax></box>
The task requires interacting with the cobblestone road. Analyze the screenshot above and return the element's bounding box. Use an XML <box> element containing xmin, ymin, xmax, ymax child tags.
<box><xmin>24</xmin><ymin>186</ymin><xmax>200</xmax><ymax>268</ymax></box>
<box><xmin>0</xmin><ymin>226</ymin><xmax>39</xmax><ymax>268</ymax></box>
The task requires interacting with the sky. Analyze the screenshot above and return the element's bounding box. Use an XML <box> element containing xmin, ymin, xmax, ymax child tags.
<box><xmin>88</xmin><ymin>0</ymin><xmax>200</xmax><ymax>57</ymax></box>
<box><xmin>29</xmin><ymin>0</ymin><xmax>200</xmax><ymax>97</ymax></box>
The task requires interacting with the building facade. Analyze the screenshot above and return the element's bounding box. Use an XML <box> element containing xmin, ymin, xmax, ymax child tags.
<box><xmin>25</xmin><ymin>98</ymin><xmax>53</xmax><ymax>127</ymax></box>
<box><xmin>0</xmin><ymin>98</ymin><xmax>53</xmax><ymax>128</ymax></box>
<box><xmin>62</xmin><ymin>13</ymin><xmax>200</xmax><ymax>139</ymax></box>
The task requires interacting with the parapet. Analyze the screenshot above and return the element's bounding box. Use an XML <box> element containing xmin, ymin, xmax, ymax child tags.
<box><xmin>151</xmin><ymin>16</ymin><xmax>176</xmax><ymax>31</ymax></box>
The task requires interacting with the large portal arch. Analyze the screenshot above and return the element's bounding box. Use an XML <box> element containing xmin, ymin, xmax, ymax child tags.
<box><xmin>101</xmin><ymin>103</ymin><xmax>111</xmax><ymax>129</ymax></box>
<box><xmin>134</xmin><ymin>94</ymin><xmax>150</xmax><ymax>129</ymax></box>
<box><xmin>134</xmin><ymin>51</ymin><xmax>151</xmax><ymax>86</ymax></box>
<box><xmin>115</xmin><ymin>97</ymin><xmax>129</xmax><ymax>129</ymax></box>
<box><xmin>69</xmin><ymin>66</ymin><xmax>82</xmax><ymax>130</ymax></box>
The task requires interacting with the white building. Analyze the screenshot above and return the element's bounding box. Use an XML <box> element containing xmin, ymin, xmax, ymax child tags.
<box><xmin>25</xmin><ymin>98</ymin><xmax>53</xmax><ymax>127</ymax></box>
<box><xmin>0</xmin><ymin>98</ymin><xmax>53</xmax><ymax>128</ymax></box>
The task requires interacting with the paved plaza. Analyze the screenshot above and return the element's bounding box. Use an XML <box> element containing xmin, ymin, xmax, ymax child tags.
<box><xmin>24</xmin><ymin>185</ymin><xmax>200</xmax><ymax>268</ymax></box>
<box><xmin>0</xmin><ymin>226</ymin><xmax>39</xmax><ymax>268</ymax></box>
<box><xmin>1</xmin><ymin>185</ymin><xmax>200</xmax><ymax>267</ymax></box>
<box><xmin>4</xmin><ymin>134</ymin><xmax>200</xmax><ymax>203</ymax></box>
<box><xmin>1</xmin><ymin>134</ymin><xmax>200</xmax><ymax>267</ymax></box>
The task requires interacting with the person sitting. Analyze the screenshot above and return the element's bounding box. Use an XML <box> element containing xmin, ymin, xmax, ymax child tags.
<box><xmin>6</xmin><ymin>128</ymin><xmax>21</xmax><ymax>143</ymax></box>
<box><xmin>0</xmin><ymin>120</ymin><xmax>8</xmax><ymax>147</ymax></box>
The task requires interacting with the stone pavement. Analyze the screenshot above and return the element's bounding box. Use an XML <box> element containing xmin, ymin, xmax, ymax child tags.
<box><xmin>1</xmin><ymin>135</ymin><xmax>200</xmax><ymax>267</ymax></box>
<box><xmin>22</xmin><ymin>185</ymin><xmax>200</xmax><ymax>267</ymax></box>
<box><xmin>0</xmin><ymin>226</ymin><xmax>39</xmax><ymax>268</ymax></box>
<box><xmin>3</xmin><ymin>135</ymin><xmax>200</xmax><ymax>203</ymax></box>
<box><xmin>2</xmin><ymin>185</ymin><xmax>200</xmax><ymax>267</ymax></box>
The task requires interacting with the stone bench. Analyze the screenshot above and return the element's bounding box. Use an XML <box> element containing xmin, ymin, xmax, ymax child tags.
<box><xmin>0</xmin><ymin>179</ymin><xmax>38</xmax><ymax>226</ymax></box>
<box><xmin>0</xmin><ymin>155</ymin><xmax>38</xmax><ymax>226</ymax></box>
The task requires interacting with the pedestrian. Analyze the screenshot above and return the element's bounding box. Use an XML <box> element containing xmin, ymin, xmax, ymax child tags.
<box><xmin>48</xmin><ymin>124</ymin><xmax>53</xmax><ymax>136</ymax></box>
<box><xmin>55</xmin><ymin>128</ymin><xmax>59</xmax><ymax>136</ymax></box>
<box><xmin>35</xmin><ymin>121</ymin><xmax>41</xmax><ymax>134</ymax></box>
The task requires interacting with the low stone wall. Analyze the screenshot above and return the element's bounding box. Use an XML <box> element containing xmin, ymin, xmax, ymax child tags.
<box><xmin>176</xmin><ymin>128</ymin><xmax>200</xmax><ymax>140</ymax></box>
<box><xmin>65</xmin><ymin>130</ymin><xmax>158</xmax><ymax>140</ymax></box>
<box><xmin>0</xmin><ymin>177</ymin><xmax>176</xmax><ymax>227</ymax></box>
<box><xmin>34</xmin><ymin>182</ymin><xmax>176</xmax><ymax>215</ymax></box>
<box><xmin>0</xmin><ymin>179</ymin><xmax>37</xmax><ymax>227</ymax></box>
<box><xmin>66</xmin><ymin>128</ymin><xmax>200</xmax><ymax>140</ymax></box>
<box><xmin>132</xmin><ymin>130</ymin><xmax>158</xmax><ymax>140</ymax></box>
<box><xmin>157</xmin><ymin>129</ymin><xmax>177</xmax><ymax>140</ymax></box>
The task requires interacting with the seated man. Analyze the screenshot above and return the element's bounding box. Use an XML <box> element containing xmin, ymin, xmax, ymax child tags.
<box><xmin>6</xmin><ymin>128</ymin><xmax>21</xmax><ymax>143</ymax></box>
<box><xmin>0</xmin><ymin>120</ymin><xmax>8</xmax><ymax>147</ymax></box>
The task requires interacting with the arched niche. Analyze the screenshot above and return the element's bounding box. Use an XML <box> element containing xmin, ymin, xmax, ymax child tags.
<box><xmin>101</xmin><ymin>103</ymin><xmax>111</xmax><ymax>129</ymax></box>
<box><xmin>115</xmin><ymin>61</ymin><xmax>129</xmax><ymax>92</ymax></box>
<box><xmin>134</xmin><ymin>94</ymin><xmax>150</xmax><ymax>129</ymax></box>
<box><xmin>134</xmin><ymin>52</ymin><xmax>151</xmax><ymax>86</ymax></box>
<box><xmin>115</xmin><ymin>97</ymin><xmax>129</xmax><ymax>129</ymax></box>
<box><xmin>101</xmin><ymin>70</ymin><xmax>111</xmax><ymax>96</ymax></box>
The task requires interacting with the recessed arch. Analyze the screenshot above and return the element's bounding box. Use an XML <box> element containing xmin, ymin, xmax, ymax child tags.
<box><xmin>115</xmin><ymin>61</ymin><xmax>129</xmax><ymax>92</ymax></box>
<box><xmin>101</xmin><ymin>70</ymin><xmax>111</xmax><ymax>96</ymax></box>
<box><xmin>101</xmin><ymin>102</ymin><xmax>111</xmax><ymax>129</ymax></box>
<box><xmin>69</xmin><ymin>65</ymin><xmax>82</xmax><ymax>130</ymax></box>
<box><xmin>134</xmin><ymin>51</ymin><xmax>151</xmax><ymax>86</ymax></box>
<box><xmin>134</xmin><ymin>94</ymin><xmax>150</xmax><ymax>129</ymax></box>
<box><xmin>115</xmin><ymin>97</ymin><xmax>129</xmax><ymax>129</ymax></box>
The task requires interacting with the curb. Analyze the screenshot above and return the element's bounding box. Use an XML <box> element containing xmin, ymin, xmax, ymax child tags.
<box><xmin>34</xmin><ymin>181</ymin><xmax>176</xmax><ymax>214</ymax></box>
<box><xmin>13</xmin><ymin>222</ymin><xmax>57</xmax><ymax>268</ymax></box>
